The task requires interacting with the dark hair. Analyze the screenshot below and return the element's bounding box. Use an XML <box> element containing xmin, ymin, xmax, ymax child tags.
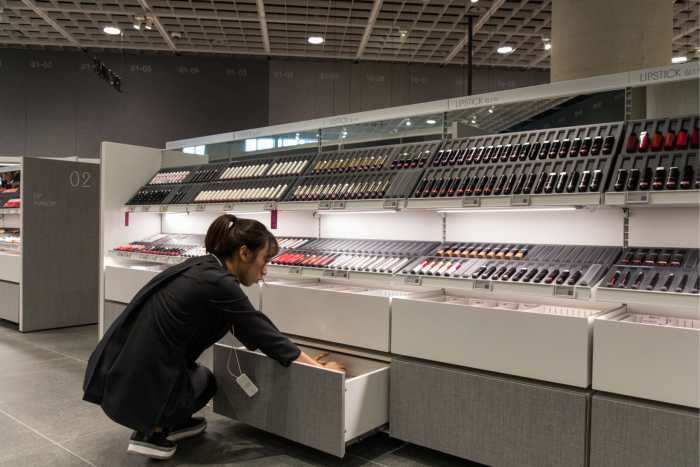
<box><xmin>205</xmin><ymin>214</ymin><xmax>279</xmax><ymax>263</ymax></box>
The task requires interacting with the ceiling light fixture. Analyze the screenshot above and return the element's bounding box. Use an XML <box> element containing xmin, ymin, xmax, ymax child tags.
<box><xmin>133</xmin><ymin>16</ymin><xmax>143</xmax><ymax>30</ymax></box>
<box><xmin>308</xmin><ymin>37</ymin><xmax>324</xmax><ymax>44</ymax></box>
<box><xmin>488</xmin><ymin>108</ymin><xmax>493</xmax><ymax>113</ymax></box>
<box><xmin>406</xmin><ymin>120</ymin><xmax>411</xmax><ymax>126</ymax></box>
<box><xmin>544</xmin><ymin>43</ymin><xmax>552</xmax><ymax>50</ymax></box>
<box><xmin>426</xmin><ymin>119</ymin><xmax>436</xmax><ymax>124</ymax></box>
<box><xmin>145</xmin><ymin>17</ymin><xmax>153</xmax><ymax>30</ymax></box>
<box><xmin>103</xmin><ymin>26</ymin><xmax>121</xmax><ymax>35</ymax></box>
<box><xmin>672</xmin><ymin>56</ymin><xmax>688</xmax><ymax>63</ymax></box>
<box><xmin>497</xmin><ymin>46</ymin><xmax>514</xmax><ymax>54</ymax></box>
<box><xmin>437</xmin><ymin>207</ymin><xmax>578</xmax><ymax>214</ymax></box>
<box><xmin>471</xmin><ymin>0</ymin><xmax>478</xmax><ymax>2</ymax></box>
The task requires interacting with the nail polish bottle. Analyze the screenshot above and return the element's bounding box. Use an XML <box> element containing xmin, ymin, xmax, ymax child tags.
<box><xmin>680</xmin><ymin>166</ymin><xmax>693</xmax><ymax>190</ymax></box>
<box><xmin>577</xmin><ymin>171</ymin><xmax>591</xmax><ymax>192</ymax></box>
<box><xmin>653</xmin><ymin>167</ymin><xmax>666</xmax><ymax>190</ymax></box>
<box><xmin>591</xmin><ymin>136</ymin><xmax>603</xmax><ymax>155</ymax></box>
<box><xmin>664</xmin><ymin>129</ymin><xmax>677</xmax><ymax>150</ymax></box>
<box><xmin>666</xmin><ymin>167</ymin><xmax>679</xmax><ymax>190</ymax></box>
<box><xmin>613</xmin><ymin>169</ymin><xmax>627</xmax><ymax>192</ymax></box>
<box><xmin>534</xmin><ymin>172</ymin><xmax>548</xmax><ymax>194</ymax></box>
<box><xmin>589</xmin><ymin>170</ymin><xmax>603</xmax><ymax>192</ymax></box>
<box><xmin>650</xmin><ymin>131</ymin><xmax>664</xmax><ymax>152</ymax></box>
<box><xmin>522</xmin><ymin>173</ymin><xmax>537</xmax><ymax>194</ymax></box>
<box><xmin>543</xmin><ymin>173</ymin><xmax>557</xmax><ymax>194</ymax></box>
<box><xmin>626</xmin><ymin>168</ymin><xmax>640</xmax><ymax>191</ymax></box>
<box><xmin>569</xmin><ymin>138</ymin><xmax>582</xmax><ymax>157</ymax></box>
<box><xmin>566</xmin><ymin>170</ymin><xmax>580</xmax><ymax>193</ymax></box>
<box><xmin>639</xmin><ymin>167</ymin><xmax>653</xmax><ymax>190</ymax></box>
<box><xmin>555</xmin><ymin>172</ymin><xmax>568</xmax><ymax>193</ymax></box>
<box><xmin>675</xmin><ymin>128</ymin><xmax>689</xmax><ymax>150</ymax></box>
<box><xmin>559</xmin><ymin>139</ymin><xmax>571</xmax><ymax>158</ymax></box>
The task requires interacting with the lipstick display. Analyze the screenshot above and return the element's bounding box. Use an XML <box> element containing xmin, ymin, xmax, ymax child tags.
<box><xmin>680</xmin><ymin>166</ymin><xmax>693</xmax><ymax>189</ymax></box>
<box><xmin>613</xmin><ymin>169</ymin><xmax>627</xmax><ymax>192</ymax></box>
<box><xmin>639</xmin><ymin>167</ymin><xmax>653</xmax><ymax>190</ymax></box>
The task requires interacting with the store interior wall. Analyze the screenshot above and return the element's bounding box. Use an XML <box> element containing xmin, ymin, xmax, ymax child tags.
<box><xmin>0</xmin><ymin>48</ymin><xmax>549</xmax><ymax>160</ymax></box>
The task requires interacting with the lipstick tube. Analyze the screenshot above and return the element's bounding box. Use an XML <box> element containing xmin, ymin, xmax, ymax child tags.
<box><xmin>420</xmin><ymin>261</ymin><xmax>437</xmax><ymax>274</ymax></box>
<box><xmin>522</xmin><ymin>268</ymin><xmax>538</xmax><ymax>282</ymax></box>
<box><xmin>534</xmin><ymin>172</ymin><xmax>548</xmax><ymax>194</ymax></box>
<box><xmin>559</xmin><ymin>139</ymin><xmax>571</xmax><ymax>158</ymax></box>
<box><xmin>388</xmin><ymin>258</ymin><xmax>410</xmax><ymax>273</ymax></box>
<box><xmin>613</xmin><ymin>169</ymin><xmax>627</xmax><ymax>192</ymax></box>
<box><xmin>533</xmin><ymin>269</ymin><xmax>549</xmax><ymax>283</ymax></box>
<box><xmin>474</xmin><ymin>176</ymin><xmax>489</xmax><ymax>196</ymax></box>
<box><xmin>602</xmin><ymin>135</ymin><xmax>615</xmax><ymax>155</ymax></box>
<box><xmin>589</xmin><ymin>170</ymin><xmax>603</xmax><ymax>192</ymax></box>
<box><xmin>522</xmin><ymin>173</ymin><xmax>537</xmax><ymax>194</ymax></box>
<box><xmin>501</xmin><ymin>144</ymin><xmax>512</xmax><ymax>162</ymax></box>
<box><xmin>493</xmin><ymin>174</ymin><xmax>508</xmax><ymax>196</ymax></box>
<box><xmin>653</xmin><ymin>167</ymin><xmax>666</xmax><ymax>190</ymax></box>
<box><xmin>566</xmin><ymin>171</ymin><xmax>580</xmax><ymax>193</ymax></box>
<box><xmin>555</xmin><ymin>270</ymin><xmax>570</xmax><ymax>284</ymax></box>
<box><xmin>637</xmin><ymin>131</ymin><xmax>650</xmax><ymax>152</ymax></box>
<box><xmin>543</xmin><ymin>173</ymin><xmax>557</xmax><ymax>194</ymax></box>
<box><xmin>606</xmin><ymin>270</ymin><xmax>621</xmax><ymax>287</ymax></box>
<box><xmin>491</xmin><ymin>145</ymin><xmax>503</xmax><ymax>163</ymax></box>
<box><xmin>646</xmin><ymin>272</ymin><xmax>661</xmax><ymax>290</ymax></box>
<box><xmin>491</xmin><ymin>266</ymin><xmax>508</xmax><ymax>280</ymax></box>
<box><xmin>483</xmin><ymin>175</ymin><xmax>497</xmax><ymax>196</ymax></box>
<box><xmin>503</xmin><ymin>173</ymin><xmax>518</xmax><ymax>195</ymax></box>
<box><xmin>470</xmin><ymin>266</ymin><xmax>486</xmax><ymax>278</ymax></box>
<box><xmin>544</xmin><ymin>269</ymin><xmax>560</xmax><ymax>284</ymax></box>
<box><xmin>618</xmin><ymin>270</ymin><xmax>631</xmax><ymax>288</ymax></box>
<box><xmin>510</xmin><ymin>144</ymin><xmax>521</xmax><ymax>162</ymax></box>
<box><xmin>455</xmin><ymin>149</ymin><xmax>468</xmax><ymax>165</ymax></box>
<box><xmin>675</xmin><ymin>274</ymin><xmax>689</xmax><ymax>293</ymax></box>
<box><xmin>520</xmin><ymin>143</ymin><xmax>532</xmax><ymax>161</ymax></box>
<box><xmin>555</xmin><ymin>172</ymin><xmax>568</xmax><ymax>193</ymax></box>
<box><xmin>681</xmin><ymin>166</ymin><xmax>693</xmax><ymax>189</ymax></box>
<box><xmin>568</xmin><ymin>270</ymin><xmax>582</xmax><ymax>285</ymax></box>
<box><xmin>650</xmin><ymin>131</ymin><xmax>664</xmax><ymax>152</ymax></box>
<box><xmin>626</xmin><ymin>133</ymin><xmax>637</xmax><ymax>153</ymax></box>
<box><xmin>570</xmin><ymin>138</ymin><xmax>582</xmax><ymax>157</ymax></box>
<box><xmin>690</xmin><ymin>277</ymin><xmax>699</xmax><ymax>294</ymax></box>
<box><xmin>549</xmin><ymin>141</ymin><xmax>561</xmax><ymax>158</ymax></box>
<box><xmin>664</xmin><ymin>130</ymin><xmax>677</xmax><ymax>150</ymax></box>
<box><xmin>464</xmin><ymin>148</ymin><xmax>477</xmax><ymax>164</ymax></box>
<box><xmin>660</xmin><ymin>274</ymin><xmax>675</xmax><ymax>292</ymax></box>
<box><xmin>666</xmin><ymin>167</ymin><xmax>679</xmax><ymax>190</ymax></box>
<box><xmin>675</xmin><ymin>128</ymin><xmax>689</xmax><ymax>149</ymax></box>
<box><xmin>447</xmin><ymin>177</ymin><xmax>461</xmax><ymax>197</ymax></box>
<box><xmin>431</xmin><ymin>178</ymin><xmax>444</xmax><ymax>197</ymax></box>
<box><xmin>439</xmin><ymin>178</ymin><xmax>452</xmax><ymax>197</ymax></box>
<box><xmin>512</xmin><ymin>268</ymin><xmax>528</xmax><ymax>281</ymax></box>
<box><xmin>414</xmin><ymin>179</ymin><xmax>428</xmax><ymax>198</ymax></box>
<box><xmin>591</xmin><ymin>136</ymin><xmax>603</xmax><ymax>155</ymax></box>
<box><xmin>580</xmin><ymin>137</ymin><xmax>592</xmax><ymax>156</ymax></box>
<box><xmin>512</xmin><ymin>173</ymin><xmax>527</xmax><ymax>195</ymax></box>
<box><xmin>473</xmin><ymin>147</ymin><xmax>485</xmax><ymax>163</ymax></box>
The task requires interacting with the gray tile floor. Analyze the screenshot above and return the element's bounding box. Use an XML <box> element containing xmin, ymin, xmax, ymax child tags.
<box><xmin>0</xmin><ymin>320</ymin><xmax>483</xmax><ymax>467</ymax></box>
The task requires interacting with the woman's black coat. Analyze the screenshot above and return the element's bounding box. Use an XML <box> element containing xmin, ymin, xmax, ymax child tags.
<box><xmin>83</xmin><ymin>254</ymin><xmax>301</xmax><ymax>435</ymax></box>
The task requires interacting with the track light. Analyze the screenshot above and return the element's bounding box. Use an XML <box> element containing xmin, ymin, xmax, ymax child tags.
<box><xmin>145</xmin><ymin>17</ymin><xmax>153</xmax><ymax>30</ymax></box>
<box><xmin>133</xmin><ymin>16</ymin><xmax>143</xmax><ymax>30</ymax></box>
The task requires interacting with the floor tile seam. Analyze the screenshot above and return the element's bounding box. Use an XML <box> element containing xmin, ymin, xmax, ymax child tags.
<box><xmin>0</xmin><ymin>332</ymin><xmax>88</xmax><ymax>364</ymax></box>
<box><xmin>0</xmin><ymin>409</ymin><xmax>96</xmax><ymax>466</ymax></box>
<box><xmin>346</xmin><ymin>452</ymin><xmax>390</xmax><ymax>466</ymax></box>
<box><xmin>56</xmin><ymin>425</ymin><xmax>121</xmax><ymax>445</ymax></box>
<box><xmin>0</xmin><ymin>356</ymin><xmax>68</xmax><ymax>371</ymax></box>
<box><xmin>0</xmin><ymin>443</ymin><xmax>54</xmax><ymax>461</ymax></box>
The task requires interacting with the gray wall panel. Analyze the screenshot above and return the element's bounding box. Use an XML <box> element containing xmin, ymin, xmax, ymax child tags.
<box><xmin>221</xmin><ymin>59</ymin><xmax>269</xmax><ymax>132</ymax></box>
<box><xmin>269</xmin><ymin>61</ymin><xmax>316</xmax><ymax>125</ymax></box>
<box><xmin>408</xmin><ymin>64</ymin><xmax>451</xmax><ymax>104</ymax></box>
<box><xmin>173</xmin><ymin>56</ymin><xmax>222</xmax><ymax>140</ymax></box>
<box><xmin>0</xmin><ymin>49</ymin><xmax>26</xmax><ymax>157</ymax></box>
<box><xmin>314</xmin><ymin>62</ymin><xmax>338</xmax><ymax>119</ymax></box>
<box><xmin>391</xmin><ymin>64</ymin><xmax>409</xmax><ymax>107</ymax></box>
<box><xmin>75</xmin><ymin>53</ymin><xmax>125</xmax><ymax>159</ymax></box>
<box><xmin>123</xmin><ymin>54</ymin><xmax>174</xmax><ymax>149</ymax></box>
<box><xmin>361</xmin><ymin>62</ymin><xmax>392</xmax><ymax>111</ymax></box>
<box><xmin>25</xmin><ymin>51</ymin><xmax>76</xmax><ymax>158</ymax></box>
<box><xmin>332</xmin><ymin>61</ymin><xmax>351</xmax><ymax>117</ymax></box>
<box><xmin>21</xmin><ymin>159</ymin><xmax>100</xmax><ymax>331</ymax></box>
<box><xmin>349</xmin><ymin>63</ymin><xmax>363</xmax><ymax>113</ymax></box>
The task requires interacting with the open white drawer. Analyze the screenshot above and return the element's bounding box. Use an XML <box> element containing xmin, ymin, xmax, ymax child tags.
<box><xmin>593</xmin><ymin>311</ymin><xmax>700</xmax><ymax>408</ymax></box>
<box><xmin>212</xmin><ymin>343</ymin><xmax>389</xmax><ymax>457</ymax></box>
<box><xmin>392</xmin><ymin>295</ymin><xmax>622</xmax><ymax>387</ymax></box>
<box><xmin>262</xmin><ymin>281</ymin><xmax>439</xmax><ymax>351</ymax></box>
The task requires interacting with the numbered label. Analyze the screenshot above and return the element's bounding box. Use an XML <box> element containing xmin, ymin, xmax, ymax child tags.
<box><xmin>179</xmin><ymin>67</ymin><xmax>199</xmax><ymax>74</ymax></box>
<box><xmin>289</xmin><ymin>266</ymin><xmax>301</xmax><ymax>275</ymax></box>
<box><xmin>554</xmin><ymin>285</ymin><xmax>576</xmax><ymax>297</ymax></box>
<box><xmin>81</xmin><ymin>63</ymin><xmax>92</xmax><ymax>70</ymax></box>
<box><xmin>227</xmin><ymin>69</ymin><xmax>247</xmax><ymax>76</ymax></box>
<box><xmin>31</xmin><ymin>61</ymin><xmax>52</xmax><ymax>69</ymax></box>
<box><xmin>410</xmin><ymin>77</ymin><xmax>429</xmax><ymax>84</ymax></box>
<box><xmin>131</xmin><ymin>65</ymin><xmax>152</xmax><ymax>72</ymax></box>
<box><xmin>473</xmin><ymin>280</ymin><xmax>492</xmax><ymax>291</ymax></box>
<box><xmin>159</xmin><ymin>205</ymin><xmax>168</xmax><ymax>212</ymax></box>
<box><xmin>138</xmin><ymin>253</ymin><xmax>148</xmax><ymax>260</ymax></box>
<box><xmin>319</xmin><ymin>73</ymin><xmax>340</xmax><ymax>80</ymax></box>
<box><xmin>625</xmin><ymin>192</ymin><xmax>649</xmax><ymax>204</ymax></box>
<box><xmin>127</xmin><ymin>206</ymin><xmax>135</xmax><ymax>212</ymax></box>
<box><xmin>273</xmin><ymin>71</ymin><xmax>294</xmax><ymax>78</ymax></box>
<box><xmin>366</xmin><ymin>75</ymin><xmax>385</xmax><ymax>82</ymax></box>
<box><xmin>497</xmin><ymin>80</ymin><xmax>515</xmax><ymax>88</ymax></box>
<box><xmin>318</xmin><ymin>200</ymin><xmax>331</xmax><ymax>210</ymax></box>
<box><xmin>157</xmin><ymin>256</ymin><xmax>169</xmax><ymax>263</ymax></box>
<box><xmin>224</xmin><ymin>203</ymin><xmax>234</xmax><ymax>210</ymax></box>
<box><xmin>263</xmin><ymin>201</ymin><xmax>276</xmax><ymax>210</ymax></box>
<box><xmin>70</xmin><ymin>171</ymin><xmax>91</xmax><ymax>188</ymax></box>
<box><xmin>510</xmin><ymin>194</ymin><xmax>530</xmax><ymax>206</ymax></box>
<box><xmin>405</xmin><ymin>275</ymin><xmax>421</xmax><ymax>285</ymax></box>
<box><xmin>147</xmin><ymin>254</ymin><xmax>157</xmax><ymax>262</ymax></box>
<box><xmin>383</xmin><ymin>199</ymin><xmax>398</xmax><ymax>209</ymax></box>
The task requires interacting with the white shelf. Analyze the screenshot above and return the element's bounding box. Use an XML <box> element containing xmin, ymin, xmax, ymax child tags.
<box><xmin>120</xmin><ymin>204</ymin><xmax>187</xmax><ymax>213</ymax></box>
<box><xmin>107</xmin><ymin>250</ymin><xmax>186</xmax><ymax>265</ymax></box>
<box><xmin>0</xmin><ymin>208</ymin><xmax>20</xmax><ymax>214</ymax></box>
<box><xmin>604</xmin><ymin>190</ymin><xmax>700</xmax><ymax>207</ymax></box>
<box><xmin>596</xmin><ymin>286</ymin><xmax>700</xmax><ymax>309</ymax></box>
<box><xmin>405</xmin><ymin>192</ymin><xmax>603</xmax><ymax>210</ymax></box>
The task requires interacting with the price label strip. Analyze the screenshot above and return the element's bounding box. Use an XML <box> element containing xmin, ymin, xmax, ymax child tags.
<box><xmin>462</xmin><ymin>197</ymin><xmax>480</xmax><ymax>207</ymax></box>
<box><xmin>553</xmin><ymin>285</ymin><xmax>576</xmax><ymax>298</ymax></box>
<box><xmin>473</xmin><ymin>279</ymin><xmax>492</xmax><ymax>291</ymax></box>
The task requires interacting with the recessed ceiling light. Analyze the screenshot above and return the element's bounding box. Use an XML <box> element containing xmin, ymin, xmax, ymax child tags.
<box><xmin>672</xmin><ymin>56</ymin><xmax>688</xmax><ymax>63</ymax></box>
<box><xmin>488</xmin><ymin>108</ymin><xmax>493</xmax><ymax>113</ymax></box>
<box><xmin>544</xmin><ymin>43</ymin><xmax>552</xmax><ymax>50</ymax></box>
<box><xmin>426</xmin><ymin>119</ymin><xmax>436</xmax><ymax>124</ymax></box>
<box><xmin>103</xmin><ymin>26</ymin><xmax>121</xmax><ymax>35</ymax></box>
<box><xmin>308</xmin><ymin>37</ymin><xmax>324</xmax><ymax>44</ymax></box>
<box><xmin>406</xmin><ymin>121</ymin><xmax>411</xmax><ymax>126</ymax></box>
<box><xmin>471</xmin><ymin>0</ymin><xmax>478</xmax><ymax>2</ymax></box>
<box><xmin>497</xmin><ymin>46</ymin><xmax>514</xmax><ymax>54</ymax></box>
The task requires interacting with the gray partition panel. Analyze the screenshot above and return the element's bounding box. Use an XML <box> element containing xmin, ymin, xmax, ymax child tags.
<box><xmin>0</xmin><ymin>49</ymin><xmax>27</xmax><ymax>157</ymax></box>
<box><xmin>0</xmin><ymin>280</ymin><xmax>20</xmax><ymax>323</ymax></box>
<box><xmin>21</xmin><ymin>158</ymin><xmax>100</xmax><ymax>331</ymax></box>
<box><xmin>103</xmin><ymin>300</ymin><xmax>127</xmax><ymax>334</ymax></box>
<box><xmin>213</xmin><ymin>344</ymin><xmax>346</xmax><ymax>457</ymax></box>
<box><xmin>590</xmin><ymin>392</ymin><xmax>699</xmax><ymax>467</ymax></box>
<box><xmin>390</xmin><ymin>357</ymin><xmax>591</xmax><ymax>467</ymax></box>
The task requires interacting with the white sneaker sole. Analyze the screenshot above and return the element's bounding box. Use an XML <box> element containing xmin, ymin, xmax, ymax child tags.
<box><xmin>127</xmin><ymin>442</ymin><xmax>177</xmax><ymax>460</ymax></box>
<box><xmin>167</xmin><ymin>420</ymin><xmax>207</xmax><ymax>442</ymax></box>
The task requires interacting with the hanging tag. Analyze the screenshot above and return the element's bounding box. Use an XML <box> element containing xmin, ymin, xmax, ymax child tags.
<box><xmin>270</xmin><ymin>210</ymin><xmax>278</xmax><ymax>230</ymax></box>
<box><xmin>236</xmin><ymin>374</ymin><xmax>258</xmax><ymax>397</ymax></box>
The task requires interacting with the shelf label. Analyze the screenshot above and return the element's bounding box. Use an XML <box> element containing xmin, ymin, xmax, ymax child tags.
<box><xmin>323</xmin><ymin>269</ymin><xmax>336</xmax><ymax>277</ymax></box>
<box><xmin>318</xmin><ymin>200</ymin><xmax>331</xmax><ymax>210</ymax></box>
<box><xmin>224</xmin><ymin>203</ymin><xmax>234</xmax><ymax>210</ymax></box>
<box><xmin>138</xmin><ymin>253</ymin><xmax>148</xmax><ymax>260</ymax></box>
<box><xmin>405</xmin><ymin>275</ymin><xmax>421</xmax><ymax>285</ymax></box>
<box><xmin>510</xmin><ymin>194</ymin><xmax>530</xmax><ymax>206</ymax></box>
<box><xmin>383</xmin><ymin>199</ymin><xmax>399</xmax><ymax>209</ymax></box>
<box><xmin>264</xmin><ymin>201</ymin><xmax>276</xmax><ymax>210</ymax></box>
<box><xmin>147</xmin><ymin>254</ymin><xmax>157</xmax><ymax>262</ymax></box>
<box><xmin>473</xmin><ymin>280</ymin><xmax>492</xmax><ymax>291</ymax></box>
<box><xmin>127</xmin><ymin>206</ymin><xmax>135</xmax><ymax>212</ymax></box>
<box><xmin>336</xmin><ymin>270</ymin><xmax>349</xmax><ymax>279</ymax></box>
<box><xmin>195</xmin><ymin>205</ymin><xmax>205</xmax><ymax>211</ymax></box>
<box><xmin>332</xmin><ymin>200</ymin><xmax>346</xmax><ymax>209</ymax></box>
<box><xmin>141</xmin><ymin>206</ymin><xmax>150</xmax><ymax>212</ymax></box>
<box><xmin>554</xmin><ymin>285</ymin><xmax>576</xmax><ymax>297</ymax></box>
<box><xmin>625</xmin><ymin>192</ymin><xmax>649</xmax><ymax>204</ymax></box>
<box><xmin>462</xmin><ymin>197</ymin><xmax>480</xmax><ymax>207</ymax></box>
<box><xmin>289</xmin><ymin>266</ymin><xmax>301</xmax><ymax>275</ymax></box>
<box><xmin>157</xmin><ymin>256</ymin><xmax>169</xmax><ymax>263</ymax></box>
<box><xmin>159</xmin><ymin>205</ymin><xmax>168</xmax><ymax>212</ymax></box>
<box><xmin>117</xmin><ymin>251</ymin><xmax>129</xmax><ymax>258</ymax></box>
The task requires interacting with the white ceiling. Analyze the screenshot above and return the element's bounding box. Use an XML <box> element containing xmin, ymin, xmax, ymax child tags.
<box><xmin>0</xmin><ymin>0</ymin><xmax>697</xmax><ymax>69</ymax></box>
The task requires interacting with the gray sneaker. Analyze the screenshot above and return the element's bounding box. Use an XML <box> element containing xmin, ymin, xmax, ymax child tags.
<box><xmin>167</xmin><ymin>417</ymin><xmax>207</xmax><ymax>442</ymax></box>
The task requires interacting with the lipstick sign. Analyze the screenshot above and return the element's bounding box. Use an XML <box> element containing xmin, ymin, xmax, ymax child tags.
<box><xmin>93</xmin><ymin>57</ymin><xmax>124</xmax><ymax>93</ymax></box>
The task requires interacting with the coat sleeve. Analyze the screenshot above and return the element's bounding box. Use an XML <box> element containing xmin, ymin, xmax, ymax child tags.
<box><xmin>208</xmin><ymin>283</ymin><xmax>301</xmax><ymax>367</ymax></box>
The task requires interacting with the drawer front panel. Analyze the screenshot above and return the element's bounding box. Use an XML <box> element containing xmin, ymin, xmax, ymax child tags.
<box><xmin>590</xmin><ymin>393</ymin><xmax>699</xmax><ymax>467</ymax></box>
<box><xmin>262</xmin><ymin>284</ymin><xmax>391</xmax><ymax>351</ymax></box>
<box><xmin>0</xmin><ymin>280</ymin><xmax>19</xmax><ymax>323</ymax></box>
<box><xmin>213</xmin><ymin>344</ymin><xmax>346</xmax><ymax>457</ymax></box>
<box><xmin>390</xmin><ymin>358</ymin><xmax>590</xmax><ymax>467</ymax></box>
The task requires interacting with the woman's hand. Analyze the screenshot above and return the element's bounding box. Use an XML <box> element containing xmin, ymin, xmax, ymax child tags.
<box><xmin>313</xmin><ymin>353</ymin><xmax>346</xmax><ymax>373</ymax></box>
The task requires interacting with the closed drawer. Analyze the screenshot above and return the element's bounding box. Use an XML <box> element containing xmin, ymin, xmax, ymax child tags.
<box><xmin>0</xmin><ymin>280</ymin><xmax>19</xmax><ymax>323</ymax></box>
<box><xmin>262</xmin><ymin>281</ymin><xmax>437</xmax><ymax>352</ymax></box>
<box><xmin>593</xmin><ymin>311</ymin><xmax>700</xmax><ymax>407</ymax></box>
<box><xmin>0</xmin><ymin>253</ymin><xmax>20</xmax><ymax>283</ymax></box>
<box><xmin>213</xmin><ymin>343</ymin><xmax>389</xmax><ymax>458</ymax></box>
<box><xmin>392</xmin><ymin>295</ymin><xmax>620</xmax><ymax>387</ymax></box>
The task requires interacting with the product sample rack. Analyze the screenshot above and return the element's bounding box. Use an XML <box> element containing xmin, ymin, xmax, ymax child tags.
<box><xmin>605</xmin><ymin>114</ymin><xmax>700</xmax><ymax>206</ymax></box>
<box><xmin>407</xmin><ymin>121</ymin><xmax>625</xmax><ymax>209</ymax></box>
